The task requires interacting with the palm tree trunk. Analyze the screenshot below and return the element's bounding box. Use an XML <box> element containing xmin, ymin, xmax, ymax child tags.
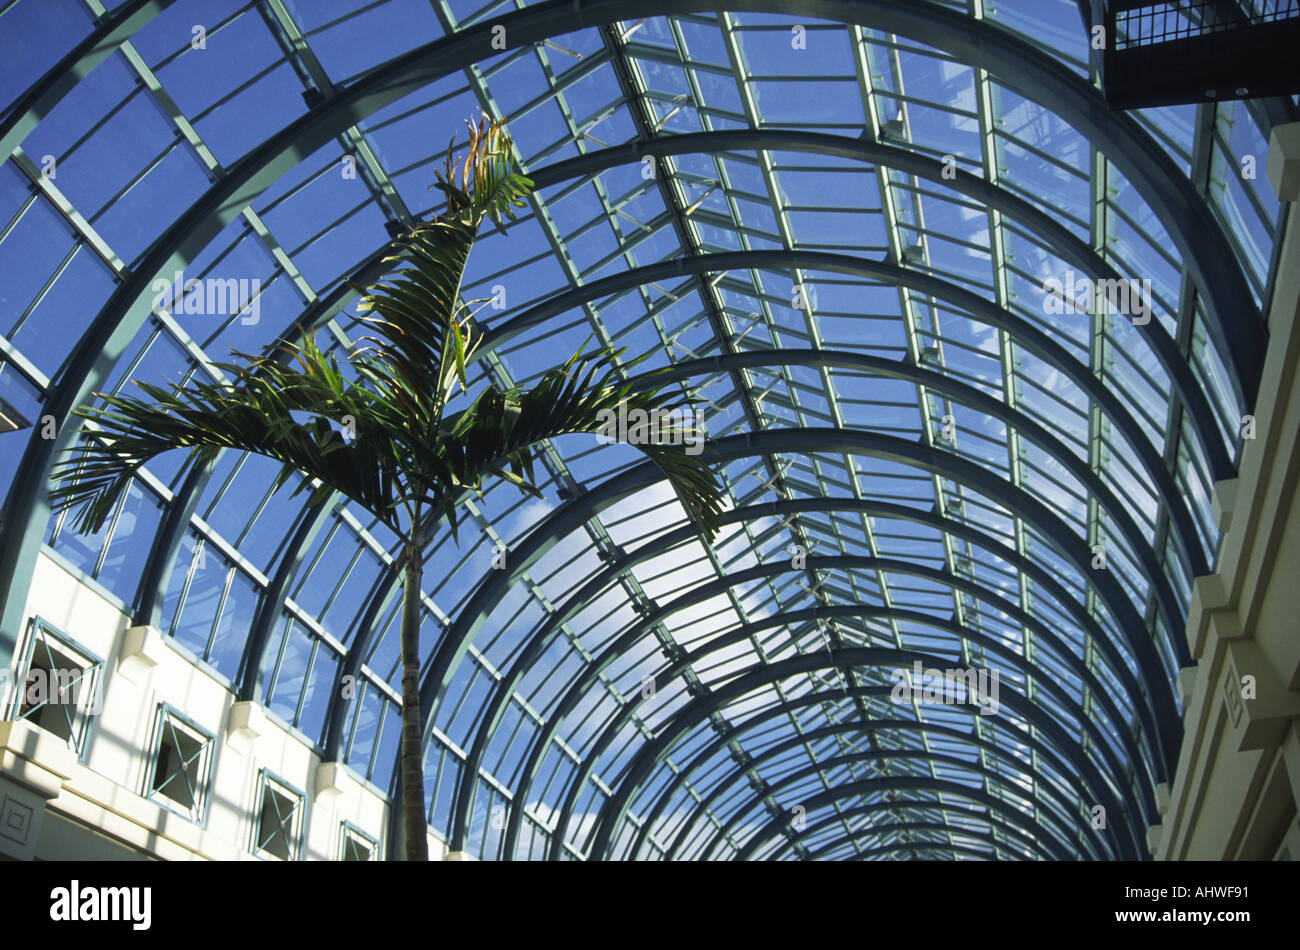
<box><xmin>399</xmin><ymin>539</ymin><xmax>430</xmax><ymax>861</ymax></box>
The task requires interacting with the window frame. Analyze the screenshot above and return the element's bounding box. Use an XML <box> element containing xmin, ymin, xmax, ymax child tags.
<box><xmin>340</xmin><ymin>821</ymin><xmax>379</xmax><ymax>861</ymax></box>
<box><xmin>251</xmin><ymin>768</ymin><xmax>306</xmax><ymax>861</ymax></box>
<box><xmin>142</xmin><ymin>702</ymin><xmax>215</xmax><ymax>825</ymax></box>
<box><xmin>9</xmin><ymin>617</ymin><xmax>104</xmax><ymax>760</ymax></box>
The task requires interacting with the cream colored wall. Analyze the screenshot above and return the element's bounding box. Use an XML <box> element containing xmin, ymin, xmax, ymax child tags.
<box><xmin>1153</xmin><ymin>120</ymin><xmax>1300</xmax><ymax>860</ymax></box>
<box><xmin>0</xmin><ymin>551</ymin><xmax>447</xmax><ymax>861</ymax></box>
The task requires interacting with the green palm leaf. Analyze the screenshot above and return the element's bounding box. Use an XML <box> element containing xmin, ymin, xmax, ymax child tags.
<box><xmin>47</xmin><ymin>112</ymin><xmax>725</xmax><ymax>862</ymax></box>
<box><xmin>433</xmin><ymin>344</ymin><xmax>725</xmax><ymax>543</ymax></box>
<box><xmin>48</xmin><ymin>336</ymin><xmax>411</xmax><ymax>535</ymax></box>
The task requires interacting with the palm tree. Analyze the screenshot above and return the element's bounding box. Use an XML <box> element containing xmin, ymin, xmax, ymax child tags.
<box><xmin>47</xmin><ymin>114</ymin><xmax>725</xmax><ymax>861</ymax></box>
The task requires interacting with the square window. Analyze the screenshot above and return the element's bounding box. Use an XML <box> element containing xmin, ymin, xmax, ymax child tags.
<box><xmin>145</xmin><ymin>707</ymin><xmax>213</xmax><ymax>822</ymax></box>
<box><xmin>11</xmin><ymin>619</ymin><xmax>102</xmax><ymax>756</ymax></box>
<box><xmin>340</xmin><ymin>823</ymin><xmax>378</xmax><ymax>861</ymax></box>
<box><xmin>253</xmin><ymin>771</ymin><xmax>304</xmax><ymax>860</ymax></box>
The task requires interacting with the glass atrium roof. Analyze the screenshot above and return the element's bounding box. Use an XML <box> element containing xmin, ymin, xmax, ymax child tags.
<box><xmin>0</xmin><ymin>0</ymin><xmax>1287</xmax><ymax>860</ymax></box>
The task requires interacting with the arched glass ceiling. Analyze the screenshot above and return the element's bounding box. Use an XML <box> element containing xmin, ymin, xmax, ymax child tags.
<box><xmin>0</xmin><ymin>0</ymin><xmax>1288</xmax><ymax>861</ymax></box>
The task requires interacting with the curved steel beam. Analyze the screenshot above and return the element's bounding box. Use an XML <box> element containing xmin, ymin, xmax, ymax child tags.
<box><xmin>176</xmin><ymin>128</ymin><xmax>1211</xmax><ymax>752</ymax></box>
<box><xmin>421</xmin><ymin>428</ymin><xmax>1180</xmax><ymax>752</ymax></box>
<box><xmin>710</xmin><ymin>758</ymin><xmax>1067</xmax><ymax>861</ymax></box>
<box><xmin>0</xmin><ymin>0</ymin><xmax>624</xmax><ymax>667</ymax></box>
<box><xmin>445</xmin><ymin>347</ymin><xmax>1183</xmax><ymax>848</ymax></box>
<box><xmin>800</xmin><ymin>833</ymin><xmax>1005</xmax><ymax>862</ymax></box>
<box><xmin>313</xmin><ymin>251</ymin><xmax>1197</xmax><ymax>779</ymax></box>
<box><xmin>546</xmin><ymin>605</ymin><xmax>1143</xmax><ymax>861</ymax></box>
<box><xmin>655</xmin><ymin>347</ymin><xmax>1205</xmax><ymax>603</ymax></box>
<box><xmin>652</xmin><ymin>688</ymin><xmax>1109</xmax><ymax>861</ymax></box>
<box><xmin>320</xmin><ymin>562</ymin><xmax>402</xmax><ymax>760</ymax></box>
<box><xmin>734</xmin><ymin>776</ymin><xmax>1094</xmax><ymax>861</ymax></box>
<box><xmin>0</xmin><ymin>0</ymin><xmax>1258</xmax><ymax>412</ymax></box>
<box><xmin>574</xmin><ymin>650</ymin><xmax>1144</xmax><ymax>860</ymax></box>
<box><xmin>138</xmin><ymin>285</ymin><xmax>1194</xmax><ymax>757</ymax></box>
<box><xmin>771</xmin><ymin>813</ymin><xmax>1039</xmax><ymax>862</ymax></box>
<box><xmin>628</xmin><ymin>721</ymin><xmax>1089</xmax><ymax>862</ymax></box>
<box><xmin>636</xmin><ymin>713</ymin><xmax>1108</xmax><ymax>862</ymax></box>
<box><xmin>478</xmin><ymin>248</ymin><xmax>1205</xmax><ymax>599</ymax></box>
<box><xmin>476</xmin><ymin>559</ymin><xmax>1149</xmax><ymax>860</ymax></box>
<box><xmin>130</xmin><ymin>281</ymin><xmax>379</xmax><ymax>632</ymax></box>
<box><xmin>0</xmin><ymin>0</ymin><xmax>181</xmax><ymax>157</ymax></box>
<box><xmin>131</xmin><ymin>457</ymin><xmax>212</xmax><ymax>627</ymax></box>
<box><xmin>693</xmin><ymin>752</ymin><xmax>1064</xmax><ymax>862</ymax></box>
<box><xmin>0</xmin><ymin>0</ymin><xmax>1248</xmax><ymax>673</ymax></box>
<box><xmin>453</xmin><ymin>496</ymin><xmax>1168</xmax><ymax>859</ymax></box>
<box><xmin>525</xmin><ymin>129</ymin><xmax>1232</xmax><ymax>481</ymax></box>
<box><xmin>236</xmin><ymin>497</ymin><xmax>332</xmax><ymax>701</ymax></box>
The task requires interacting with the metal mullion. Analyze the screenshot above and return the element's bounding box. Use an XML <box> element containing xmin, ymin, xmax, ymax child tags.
<box><xmin>290</xmin><ymin>637</ymin><xmax>320</xmax><ymax>730</ymax></box>
<box><xmin>721</xmin><ymin>25</ymin><xmax>900</xmax><ymax>808</ymax></box>
<box><xmin>969</xmin><ymin>9</ymin><xmax>1034</xmax><ymax>812</ymax></box>
<box><xmin>187</xmin><ymin>58</ymin><xmax>285</xmax><ymax>127</ymax></box>
<box><xmin>1100</xmin><ymin>335</ymin><xmax>1170</xmax><ymax>430</ymax></box>
<box><xmin>0</xmin><ymin>188</ymin><xmax>40</xmax><ymax>249</ymax></box>
<box><xmin>1104</xmin><ymin>200</ymin><xmax>1183</xmax><ymax>273</ymax></box>
<box><xmin>340</xmin><ymin>677</ymin><xmax>372</xmax><ymax>763</ymax></box>
<box><xmin>318</xmin><ymin>543</ymin><xmax>365</xmax><ymax>621</ymax></box>
<box><xmin>84</xmin><ymin>474</ymin><xmax>143</xmax><ymax>579</ymax></box>
<box><xmin>11</xmin><ymin>146</ymin><xmax>124</xmax><ymax>273</ymax></box>
<box><xmin>8</xmin><ymin>240</ymin><xmax>82</xmax><ymax>340</ymax></box>
<box><xmin>901</xmin><ymin>222</ymin><xmax>998</xmax><ymax>258</ymax></box>
<box><xmin>41</xmin><ymin>79</ymin><xmax>141</xmax><ymax>170</ymax></box>
<box><xmin>872</xmin><ymin>88</ymin><xmax>980</xmax><ymax>126</ymax></box>
<box><xmin>1099</xmin><ymin>450</ymin><xmax>1160</xmax><ymax>534</ymax></box>
<box><xmin>575</xmin><ymin>212</ymin><xmax>677</xmax><ymax>278</ymax></box>
<box><xmin>294</xmin><ymin>0</ymin><xmax>390</xmax><ymax>42</ymax></box>
<box><xmin>280</xmin><ymin>194</ymin><xmax>375</xmax><ymax>259</ymax></box>
<box><xmin>429</xmin><ymin>2</ymin><xmax>633</xmax><ymax>381</ymax></box>
<box><xmin>166</xmin><ymin>535</ymin><xmax>214</xmax><ymax>639</ymax></box>
<box><xmin>25</xmin><ymin>19</ymin><xmax>325</xmax><ymax>405</ymax></box>
<box><xmin>848</xmin><ymin>23</ymin><xmax>937</xmax><ymax>761</ymax></box>
<box><xmin>439</xmin><ymin>658</ymin><xmax>491</xmax><ymax>738</ymax></box>
<box><xmin>240</xmin><ymin>208</ymin><xmax>316</xmax><ymax>304</ymax></box>
<box><xmin>86</xmin><ymin>145</ymin><xmax>178</xmax><ymax>234</ymax></box>
<box><xmin>261</xmin><ymin>614</ymin><xmax>294</xmax><ymax>705</ymax></box>
<box><xmin>993</xmin><ymin>128</ymin><xmax>1090</xmax><ymax>182</ymax></box>
<box><xmin>948</xmin><ymin>425</ymin><xmax>1015</xmax><ymax>469</ymax></box>
<box><xmin>1209</xmin><ymin>125</ymin><xmax>1273</xmax><ymax>224</ymax></box>
<box><xmin>366</xmin><ymin>698</ymin><xmax>402</xmax><ymax>781</ymax></box>
<box><xmin>484</xmin><ymin>50</ymin><xmax>614</xmax><ymax>121</ymax></box>
<box><xmin>291</xmin><ymin>516</ymin><xmax>341</xmax><ymax>605</ymax></box>
<box><xmin>460</xmin><ymin>249</ymin><xmax>560</xmax><ymax>304</ymax></box>
<box><xmin>995</xmin><ymin>144</ymin><xmax>1084</xmax><ymax>203</ymax></box>
<box><xmin>198</xmin><ymin>565</ymin><xmax>238</xmax><ymax>663</ymax></box>
<box><xmin>233</xmin><ymin>472</ymin><xmax>296</xmax><ymax>551</ymax></box>
<box><xmin>1016</xmin><ymin>456</ymin><xmax>1092</xmax><ymax>515</ymax></box>
<box><xmin>135</xmin><ymin>2</ymin><xmax>254</xmax><ymax>74</ymax></box>
<box><xmin>95</xmin><ymin>25</ymin><xmax>225</xmax><ymax>177</ymax></box>
<box><xmin>837</xmin><ymin>29</ymin><xmax>971</xmax><ymax>66</ymax></box>
<box><xmin>1013</xmin><ymin>364</ymin><xmax>1090</xmax><ymax>426</ymax></box>
<box><xmin>258</xmin><ymin>0</ymin><xmax>413</xmax><ymax>226</ymax></box>
<box><xmin>254</xmin><ymin>154</ymin><xmax>344</xmax><ymax>218</ymax></box>
<box><xmin>607</xmin><ymin>22</ymin><xmax>814</xmax><ymax>846</ymax></box>
<box><xmin>1142</xmin><ymin>102</ymin><xmax>1221</xmax><ymax>610</ymax></box>
<box><xmin>485</xmin><ymin>697</ymin><xmax>533</xmax><ymax>779</ymax></box>
<box><xmin>629</xmin><ymin>45</ymin><xmax>731</xmax><ymax>80</ymax></box>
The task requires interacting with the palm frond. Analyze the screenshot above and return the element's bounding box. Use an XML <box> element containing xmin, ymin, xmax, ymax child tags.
<box><xmin>352</xmin><ymin>115</ymin><xmax>527</xmax><ymax>423</ymax></box>
<box><xmin>49</xmin><ymin>337</ymin><xmax>413</xmax><ymax>535</ymax></box>
<box><xmin>49</xmin><ymin>111</ymin><xmax>723</xmax><ymax>555</ymax></box>
<box><xmin>430</xmin><ymin>343</ymin><xmax>725</xmax><ymax>542</ymax></box>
